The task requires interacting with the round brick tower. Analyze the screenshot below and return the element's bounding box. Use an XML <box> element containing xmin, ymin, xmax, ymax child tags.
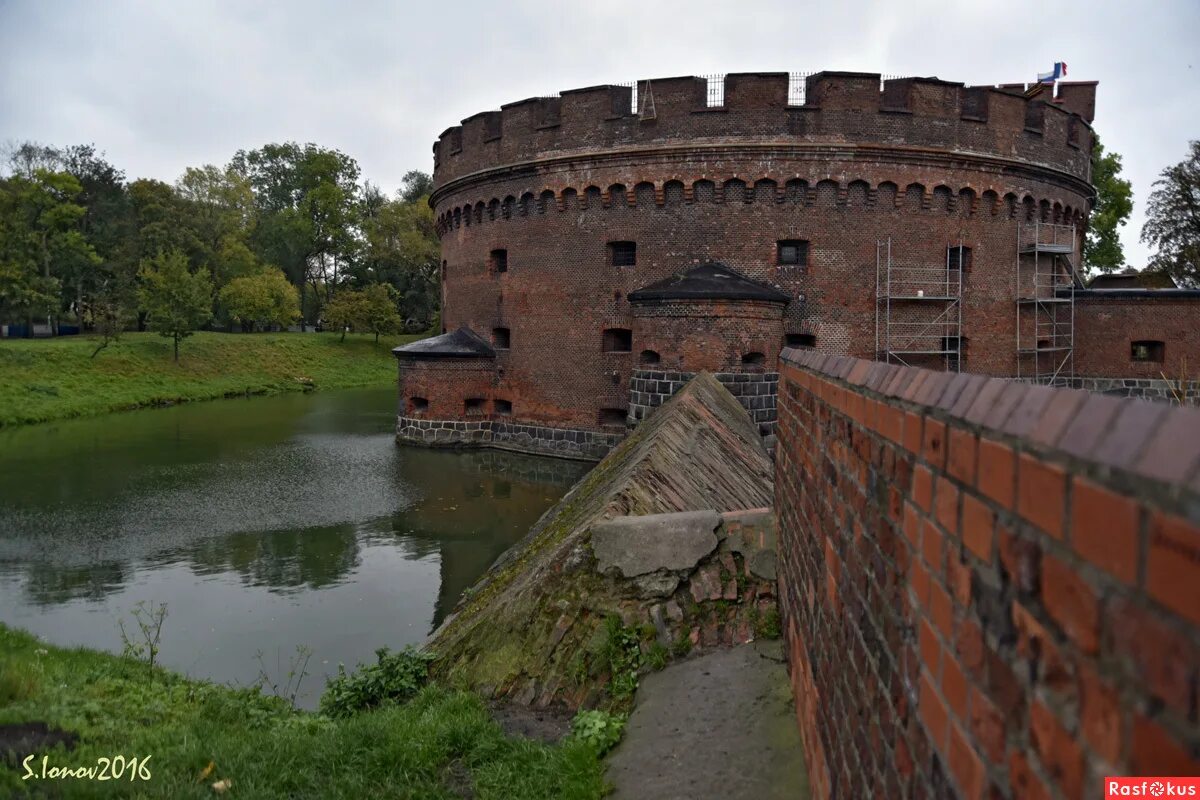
<box><xmin>397</xmin><ymin>71</ymin><xmax>1097</xmax><ymax>458</ymax></box>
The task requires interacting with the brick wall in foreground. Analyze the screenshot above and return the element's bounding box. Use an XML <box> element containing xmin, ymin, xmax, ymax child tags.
<box><xmin>775</xmin><ymin>348</ymin><xmax>1200</xmax><ymax>799</ymax></box>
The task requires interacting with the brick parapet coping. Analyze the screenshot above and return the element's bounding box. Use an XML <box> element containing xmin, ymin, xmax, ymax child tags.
<box><xmin>774</xmin><ymin>346</ymin><xmax>1200</xmax><ymax>799</ymax></box>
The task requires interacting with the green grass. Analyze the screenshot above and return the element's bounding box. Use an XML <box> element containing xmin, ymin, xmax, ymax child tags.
<box><xmin>0</xmin><ymin>625</ymin><xmax>607</xmax><ymax>799</ymax></box>
<box><xmin>0</xmin><ymin>331</ymin><xmax>423</xmax><ymax>427</ymax></box>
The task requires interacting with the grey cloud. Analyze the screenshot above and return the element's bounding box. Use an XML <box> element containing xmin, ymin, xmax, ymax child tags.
<box><xmin>2</xmin><ymin>0</ymin><xmax>1197</xmax><ymax>265</ymax></box>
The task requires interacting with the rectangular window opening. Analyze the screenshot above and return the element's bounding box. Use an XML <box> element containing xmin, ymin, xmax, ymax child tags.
<box><xmin>464</xmin><ymin>397</ymin><xmax>486</xmax><ymax>415</ymax></box>
<box><xmin>493</xmin><ymin>327</ymin><xmax>510</xmax><ymax>349</ymax></box>
<box><xmin>493</xmin><ymin>399</ymin><xmax>513</xmax><ymax>415</ymax></box>
<box><xmin>602</xmin><ymin>328</ymin><xmax>633</xmax><ymax>353</ymax></box>
<box><xmin>1131</xmin><ymin>340</ymin><xmax>1165</xmax><ymax>363</ymax></box>
<box><xmin>778</xmin><ymin>240</ymin><xmax>809</xmax><ymax>268</ymax></box>
<box><xmin>609</xmin><ymin>241</ymin><xmax>636</xmax><ymax>267</ymax></box>
<box><xmin>785</xmin><ymin>333</ymin><xmax>816</xmax><ymax>348</ymax></box>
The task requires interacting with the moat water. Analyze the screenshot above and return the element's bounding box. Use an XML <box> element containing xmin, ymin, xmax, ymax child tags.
<box><xmin>0</xmin><ymin>387</ymin><xmax>587</xmax><ymax>708</ymax></box>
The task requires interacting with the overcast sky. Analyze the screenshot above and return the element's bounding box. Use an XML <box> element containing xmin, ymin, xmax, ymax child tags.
<box><xmin>1</xmin><ymin>0</ymin><xmax>1196</xmax><ymax>266</ymax></box>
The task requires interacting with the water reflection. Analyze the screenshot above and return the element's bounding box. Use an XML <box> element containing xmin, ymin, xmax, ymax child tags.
<box><xmin>0</xmin><ymin>387</ymin><xmax>587</xmax><ymax>707</ymax></box>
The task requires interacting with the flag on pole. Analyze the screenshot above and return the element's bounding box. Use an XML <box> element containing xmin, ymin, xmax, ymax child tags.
<box><xmin>1037</xmin><ymin>62</ymin><xmax>1068</xmax><ymax>84</ymax></box>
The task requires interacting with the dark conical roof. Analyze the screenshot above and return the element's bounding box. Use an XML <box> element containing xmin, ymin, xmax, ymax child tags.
<box><xmin>392</xmin><ymin>326</ymin><xmax>495</xmax><ymax>359</ymax></box>
<box><xmin>627</xmin><ymin>261</ymin><xmax>790</xmax><ymax>304</ymax></box>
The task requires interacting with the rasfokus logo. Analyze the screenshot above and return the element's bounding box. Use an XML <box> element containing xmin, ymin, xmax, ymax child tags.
<box><xmin>1105</xmin><ymin>778</ymin><xmax>1200</xmax><ymax>797</ymax></box>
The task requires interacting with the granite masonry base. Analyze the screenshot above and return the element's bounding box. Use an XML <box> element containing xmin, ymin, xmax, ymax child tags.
<box><xmin>629</xmin><ymin>369</ymin><xmax>779</xmax><ymax>448</ymax></box>
<box><xmin>396</xmin><ymin>415</ymin><xmax>624</xmax><ymax>461</ymax></box>
<box><xmin>1061</xmin><ymin>376</ymin><xmax>1200</xmax><ymax>403</ymax></box>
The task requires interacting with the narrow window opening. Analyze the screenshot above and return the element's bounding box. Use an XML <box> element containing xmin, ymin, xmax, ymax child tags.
<box><xmin>490</xmin><ymin>248</ymin><xmax>508</xmax><ymax>274</ymax></box>
<box><xmin>942</xmin><ymin>336</ymin><xmax>966</xmax><ymax>371</ymax></box>
<box><xmin>602</xmin><ymin>328</ymin><xmax>633</xmax><ymax>353</ymax></box>
<box><xmin>1131</xmin><ymin>340</ymin><xmax>1165</xmax><ymax>363</ymax></box>
<box><xmin>639</xmin><ymin>349</ymin><xmax>661</xmax><ymax>365</ymax></box>
<box><xmin>947</xmin><ymin>245</ymin><xmax>972</xmax><ymax>272</ymax></box>
<box><xmin>777</xmin><ymin>240</ymin><xmax>809</xmax><ymax>268</ymax></box>
<box><xmin>493</xmin><ymin>399</ymin><xmax>513</xmax><ymax>415</ymax></box>
<box><xmin>609</xmin><ymin>241</ymin><xmax>637</xmax><ymax>267</ymax></box>
<box><xmin>785</xmin><ymin>333</ymin><xmax>816</xmax><ymax>348</ymax></box>
<box><xmin>493</xmin><ymin>327</ymin><xmax>510</xmax><ymax>349</ymax></box>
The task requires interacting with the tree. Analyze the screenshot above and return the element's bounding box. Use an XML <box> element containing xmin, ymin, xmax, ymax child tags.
<box><xmin>323</xmin><ymin>289</ymin><xmax>366</xmax><ymax>342</ymax></box>
<box><xmin>399</xmin><ymin>170</ymin><xmax>434</xmax><ymax>204</ymax></box>
<box><xmin>218</xmin><ymin>268</ymin><xmax>299</xmax><ymax>331</ymax></box>
<box><xmin>230</xmin><ymin>143</ymin><xmax>362</xmax><ymax>327</ymax></box>
<box><xmin>89</xmin><ymin>273</ymin><xmax>134</xmax><ymax>358</ymax></box>
<box><xmin>137</xmin><ymin>250</ymin><xmax>213</xmax><ymax>361</ymax></box>
<box><xmin>1142</xmin><ymin>140</ymin><xmax>1200</xmax><ymax>287</ymax></box>
<box><xmin>0</xmin><ymin>169</ymin><xmax>99</xmax><ymax>329</ymax></box>
<box><xmin>1083</xmin><ymin>136</ymin><xmax>1134</xmax><ymax>274</ymax></box>
<box><xmin>323</xmin><ymin>285</ymin><xmax>401</xmax><ymax>343</ymax></box>
<box><xmin>355</xmin><ymin>186</ymin><xmax>439</xmax><ymax>329</ymax></box>
<box><xmin>175</xmin><ymin>164</ymin><xmax>257</xmax><ymax>287</ymax></box>
<box><xmin>358</xmin><ymin>284</ymin><xmax>403</xmax><ymax>343</ymax></box>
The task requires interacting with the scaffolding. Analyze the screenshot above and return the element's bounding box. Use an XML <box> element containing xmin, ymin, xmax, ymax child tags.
<box><xmin>875</xmin><ymin>237</ymin><xmax>964</xmax><ymax>372</ymax></box>
<box><xmin>1015</xmin><ymin>222</ymin><xmax>1078</xmax><ymax>386</ymax></box>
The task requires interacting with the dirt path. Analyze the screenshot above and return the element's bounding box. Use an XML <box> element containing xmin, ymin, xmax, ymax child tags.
<box><xmin>605</xmin><ymin>640</ymin><xmax>809</xmax><ymax>800</ymax></box>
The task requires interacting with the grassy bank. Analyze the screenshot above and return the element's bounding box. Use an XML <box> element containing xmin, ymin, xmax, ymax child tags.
<box><xmin>0</xmin><ymin>331</ymin><xmax>423</xmax><ymax>427</ymax></box>
<box><xmin>0</xmin><ymin>625</ymin><xmax>607</xmax><ymax>799</ymax></box>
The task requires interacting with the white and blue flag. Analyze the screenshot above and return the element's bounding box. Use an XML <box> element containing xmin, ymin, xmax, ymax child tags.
<box><xmin>1037</xmin><ymin>62</ymin><xmax>1068</xmax><ymax>84</ymax></box>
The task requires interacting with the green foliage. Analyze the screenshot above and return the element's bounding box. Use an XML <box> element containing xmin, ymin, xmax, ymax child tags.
<box><xmin>117</xmin><ymin>600</ymin><xmax>169</xmax><ymax>674</ymax></box>
<box><xmin>323</xmin><ymin>289</ymin><xmax>367</xmax><ymax>340</ymax></box>
<box><xmin>0</xmin><ymin>657</ymin><xmax>40</xmax><ymax>705</ymax></box>
<box><xmin>319</xmin><ymin>646</ymin><xmax>435</xmax><ymax>717</ymax></box>
<box><xmin>0</xmin><ymin>330</ymin><xmax>423</xmax><ymax>426</ymax></box>
<box><xmin>599</xmin><ymin>616</ymin><xmax>642</xmax><ymax>700</ymax></box>
<box><xmin>0</xmin><ymin>141</ymin><xmax>439</xmax><ymax>339</ymax></box>
<box><xmin>321</xmin><ymin>284</ymin><xmax>404</xmax><ymax>342</ymax></box>
<box><xmin>1084</xmin><ymin>136</ymin><xmax>1134</xmax><ymax>274</ymax></box>
<box><xmin>255</xmin><ymin>645</ymin><xmax>313</xmax><ymax>710</ymax></box>
<box><xmin>0</xmin><ymin>168</ymin><xmax>97</xmax><ymax>323</ymax></box>
<box><xmin>646</xmin><ymin>642</ymin><xmax>669</xmax><ymax>671</ymax></box>
<box><xmin>671</xmin><ymin>632</ymin><xmax>693</xmax><ymax>658</ymax></box>
<box><xmin>137</xmin><ymin>250</ymin><xmax>213</xmax><ymax>361</ymax></box>
<box><xmin>0</xmin><ymin>624</ymin><xmax>607</xmax><ymax>799</ymax></box>
<box><xmin>569</xmin><ymin>709</ymin><xmax>627</xmax><ymax>755</ymax></box>
<box><xmin>356</xmin><ymin>182</ymin><xmax>439</xmax><ymax>329</ymax></box>
<box><xmin>1143</xmin><ymin>140</ymin><xmax>1200</xmax><ymax>286</ymax></box>
<box><xmin>218</xmin><ymin>267</ymin><xmax>299</xmax><ymax>331</ymax></box>
<box><xmin>752</xmin><ymin>605</ymin><xmax>782</xmax><ymax>640</ymax></box>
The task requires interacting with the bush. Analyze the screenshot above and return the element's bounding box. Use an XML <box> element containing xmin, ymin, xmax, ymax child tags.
<box><xmin>569</xmin><ymin>709</ymin><xmax>626</xmax><ymax>756</ymax></box>
<box><xmin>319</xmin><ymin>646</ymin><xmax>434</xmax><ymax>717</ymax></box>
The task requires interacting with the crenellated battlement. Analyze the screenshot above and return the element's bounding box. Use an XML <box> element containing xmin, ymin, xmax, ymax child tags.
<box><xmin>431</xmin><ymin>72</ymin><xmax>1096</xmax><ymax>193</ymax></box>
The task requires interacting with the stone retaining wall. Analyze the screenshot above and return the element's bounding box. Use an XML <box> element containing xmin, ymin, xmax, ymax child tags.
<box><xmin>396</xmin><ymin>415</ymin><xmax>622</xmax><ymax>461</ymax></box>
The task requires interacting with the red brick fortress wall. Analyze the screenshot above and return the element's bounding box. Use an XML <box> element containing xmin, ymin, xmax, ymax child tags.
<box><xmin>775</xmin><ymin>347</ymin><xmax>1200</xmax><ymax>798</ymax></box>
<box><xmin>427</xmin><ymin>72</ymin><xmax>1097</xmax><ymax>434</ymax></box>
<box><xmin>1074</xmin><ymin>294</ymin><xmax>1200</xmax><ymax>379</ymax></box>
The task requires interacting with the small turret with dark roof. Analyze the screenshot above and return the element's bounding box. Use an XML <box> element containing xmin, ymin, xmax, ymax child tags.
<box><xmin>392</xmin><ymin>326</ymin><xmax>495</xmax><ymax>359</ymax></box>
<box><xmin>628</xmin><ymin>262</ymin><xmax>790</xmax><ymax>305</ymax></box>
